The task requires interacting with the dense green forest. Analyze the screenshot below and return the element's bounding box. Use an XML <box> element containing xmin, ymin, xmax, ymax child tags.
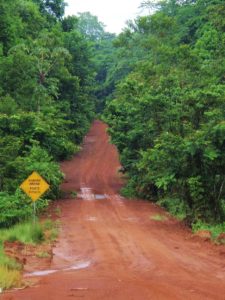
<box><xmin>0</xmin><ymin>0</ymin><xmax>102</xmax><ymax>227</ymax></box>
<box><xmin>103</xmin><ymin>0</ymin><xmax>225</xmax><ymax>225</ymax></box>
<box><xmin>1</xmin><ymin>0</ymin><xmax>225</xmax><ymax>229</ymax></box>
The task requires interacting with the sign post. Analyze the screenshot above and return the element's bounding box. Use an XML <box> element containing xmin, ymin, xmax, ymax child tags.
<box><xmin>20</xmin><ymin>171</ymin><xmax>50</xmax><ymax>222</ymax></box>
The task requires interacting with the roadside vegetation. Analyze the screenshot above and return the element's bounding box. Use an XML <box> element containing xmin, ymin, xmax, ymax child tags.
<box><xmin>0</xmin><ymin>0</ymin><xmax>99</xmax><ymax>226</ymax></box>
<box><xmin>150</xmin><ymin>214</ymin><xmax>168</xmax><ymax>222</ymax></box>
<box><xmin>103</xmin><ymin>0</ymin><xmax>225</xmax><ymax>233</ymax></box>
<box><xmin>192</xmin><ymin>221</ymin><xmax>225</xmax><ymax>242</ymax></box>
<box><xmin>0</xmin><ymin>0</ymin><xmax>102</xmax><ymax>289</ymax></box>
<box><xmin>0</xmin><ymin>219</ymin><xmax>58</xmax><ymax>290</ymax></box>
<box><xmin>0</xmin><ymin>0</ymin><xmax>118</xmax><ymax>289</ymax></box>
<box><xmin>0</xmin><ymin>0</ymin><xmax>118</xmax><ymax>229</ymax></box>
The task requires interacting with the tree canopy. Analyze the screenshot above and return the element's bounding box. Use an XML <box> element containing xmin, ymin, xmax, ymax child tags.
<box><xmin>0</xmin><ymin>0</ymin><xmax>97</xmax><ymax>227</ymax></box>
<box><xmin>103</xmin><ymin>0</ymin><xmax>225</xmax><ymax>224</ymax></box>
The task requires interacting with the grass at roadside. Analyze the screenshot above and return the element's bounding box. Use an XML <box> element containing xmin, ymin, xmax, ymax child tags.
<box><xmin>0</xmin><ymin>267</ymin><xmax>22</xmax><ymax>290</ymax></box>
<box><xmin>1</xmin><ymin>222</ymin><xmax>44</xmax><ymax>244</ymax></box>
<box><xmin>70</xmin><ymin>191</ymin><xmax>77</xmax><ymax>199</ymax></box>
<box><xmin>0</xmin><ymin>219</ymin><xmax>59</xmax><ymax>290</ymax></box>
<box><xmin>150</xmin><ymin>214</ymin><xmax>168</xmax><ymax>221</ymax></box>
<box><xmin>192</xmin><ymin>221</ymin><xmax>225</xmax><ymax>241</ymax></box>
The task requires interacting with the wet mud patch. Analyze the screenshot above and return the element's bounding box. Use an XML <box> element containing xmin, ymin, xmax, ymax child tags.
<box><xmin>84</xmin><ymin>135</ymin><xmax>96</xmax><ymax>144</ymax></box>
<box><xmin>85</xmin><ymin>216</ymin><xmax>98</xmax><ymax>222</ymax></box>
<box><xmin>122</xmin><ymin>217</ymin><xmax>140</xmax><ymax>223</ymax></box>
<box><xmin>95</xmin><ymin>194</ymin><xmax>106</xmax><ymax>200</ymax></box>
<box><xmin>78</xmin><ymin>186</ymin><xmax>107</xmax><ymax>201</ymax></box>
<box><xmin>24</xmin><ymin>261</ymin><xmax>91</xmax><ymax>278</ymax></box>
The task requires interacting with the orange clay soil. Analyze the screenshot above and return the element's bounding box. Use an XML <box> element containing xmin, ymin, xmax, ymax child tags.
<box><xmin>3</xmin><ymin>120</ymin><xmax>225</xmax><ymax>300</ymax></box>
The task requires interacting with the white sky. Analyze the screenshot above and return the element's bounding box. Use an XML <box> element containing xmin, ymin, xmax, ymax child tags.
<box><xmin>65</xmin><ymin>0</ymin><xmax>143</xmax><ymax>34</ymax></box>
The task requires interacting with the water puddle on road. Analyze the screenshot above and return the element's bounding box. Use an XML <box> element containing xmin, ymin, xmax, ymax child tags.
<box><xmin>85</xmin><ymin>216</ymin><xmax>97</xmax><ymax>221</ymax></box>
<box><xmin>25</xmin><ymin>261</ymin><xmax>91</xmax><ymax>278</ymax></box>
<box><xmin>95</xmin><ymin>194</ymin><xmax>106</xmax><ymax>200</ymax></box>
<box><xmin>80</xmin><ymin>187</ymin><xmax>95</xmax><ymax>201</ymax></box>
<box><xmin>123</xmin><ymin>217</ymin><xmax>139</xmax><ymax>223</ymax></box>
<box><xmin>65</xmin><ymin>261</ymin><xmax>91</xmax><ymax>271</ymax></box>
<box><xmin>79</xmin><ymin>186</ymin><xmax>107</xmax><ymax>201</ymax></box>
<box><xmin>25</xmin><ymin>270</ymin><xmax>58</xmax><ymax>277</ymax></box>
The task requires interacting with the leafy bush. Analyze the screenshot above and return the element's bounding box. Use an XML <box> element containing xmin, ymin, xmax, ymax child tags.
<box><xmin>120</xmin><ymin>180</ymin><xmax>137</xmax><ymax>198</ymax></box>
<box><xmin>104</xmin><ymin>0</ymin><xmax>225</xmax><ymax>224</ymax></box>
<box><xmin>0</xmin><ymin>189</ymin><xmax>51</xmax><ymax>228</ymax></box>
<box><xmin>0</xmin><ymin>191</ymin><xmax>32</xmax><ymax>227</ymax></box>
<box><xmin>157</xmin><ymin>197</ymin><xmax>188</xmax><ymax>221</ymax></box>
<box><xmin>192</xmin><ymin>221</ymin><xmax>225</xmax><ymax>239</ymax></box>
<box><xmin>16</xmin><ymin>145</ymin><xmax>64</xmax><ymax>199</ymax></box>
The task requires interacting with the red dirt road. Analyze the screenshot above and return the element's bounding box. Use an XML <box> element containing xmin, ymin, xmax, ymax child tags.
<box><xmin>3</xmin><ymin>120</ymin><xmax>225</xmax><ymax>300</ymax></box>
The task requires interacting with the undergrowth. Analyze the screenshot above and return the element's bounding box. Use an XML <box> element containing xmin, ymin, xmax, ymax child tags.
<box><xmin>156</xmin><ymin>197</ymin><xmax>188</xmax><ymax>221</ymax></box>
<box><xmin>150</xmin><ymin>214</ymin><xmax>168</xmax><ymax>222</ymax></box>
<box><xmin>1</xmin><ymin>222</ymin><xmax>44</xmax><ymax>245</ymax></box>
<box><xmin>0</xmin><ymin>219</ymin><xmax>58</xmax><ymax>290</ymax></box>
<box><xmin>0</xmin><ymin>267</ymin><xmax>22</xmax><ymax>290</ymax></box>
<box><xmin>192</xmin><ymin>221</ymin><xmax>225</xmax><ymax>240</ymax></box>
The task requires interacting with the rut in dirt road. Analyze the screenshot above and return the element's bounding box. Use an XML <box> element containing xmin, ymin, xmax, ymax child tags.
<box><xmin>3</xmin><ymin>120</ymin><xmax>225</xmax><ymax>300</ymax></box>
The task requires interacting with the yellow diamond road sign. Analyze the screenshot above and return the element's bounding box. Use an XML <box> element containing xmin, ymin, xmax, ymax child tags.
<box><xmin>20</xmin><ymin>171</ymin><xmax>50</xmax><ymax>202</ymax></box>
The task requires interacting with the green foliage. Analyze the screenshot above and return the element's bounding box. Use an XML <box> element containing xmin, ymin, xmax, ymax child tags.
<box><xmin>104</xmin><ymin>0</ymin><xmax>225</xmax><ymax>224</ymax></box>
<box><xmin>76</xmin><ymin>12</ymin><xmax>106</xmax><ymax>41</ymax></box>
<box><xmin>42</xmin><ymin>218</ymin><xmax>56</xmax><ymax>230</ymax></box>
<box><xmin>120</xmin><ymin>184</ymin><xmax>137</xmax><ymax>199</ymax></box>
<box><xmin>0</xmin><ymin>0</ymin><xmax>96</xmax><ymax>228</ymax></box>
<box><xmin>157</xmin><ymin>197</ymin><xmax>188</xmax><ymax>221</ymax></box>
<box><xmin>0</xmin><ymin>247</ymin><xmax>21</xmax><ymax>271</ymax></box>
<box><xmin>34</xmin><ymin>0</ymin><xmax>66</xmax><ymax>21</ymax></box>
<box><xmin>150</xmin><ymin>214</ymin><xmax>168</xmax><ymax>222</ymax></box>
<box><xmin>66</xmin><ymin>12</ymin><xmax>117</xmax><ymax>112</ymax></box>
<box><xmin>3</xmin><ymin>222</ymin><xmax>44</xmax><ymax>244</ymax></box>
<box><xmin>70</xmin><ymin>191</ymin><xmax>77</xmax><ymax>199</ymax></box>
<box><xmin>0</xmin><ymin>189</ymin><xmax>49</xmax><ymax>228</ymax></box>
<box><xmin>0</xmin><ymin>191</ymin><xmax>32</xmax><ymax>227</ymax></box>
<box><xmin>0</xmin><ymin>222</ymin><xmax>43</xmax><ymax>270</ymax></box>
<box><xmin>0</xmin><ymin>217</ymin><xmax>60</xmax><ymax>289</ymax></box>
<box><xmin>16</xmin><ymin>145</ymin><xmax>64</xmax><ymax>198</ymax></box>
<box><xmin>192</xmin><ymin>221</ymin><xmax>225</xmax><ymax>240</ymax></box>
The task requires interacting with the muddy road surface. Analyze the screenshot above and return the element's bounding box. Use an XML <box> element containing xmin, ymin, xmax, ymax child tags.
<box><xmin>3</xmin><ymin>120</ymin><xmax>225</xmax><ymax>300</ymax></box>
